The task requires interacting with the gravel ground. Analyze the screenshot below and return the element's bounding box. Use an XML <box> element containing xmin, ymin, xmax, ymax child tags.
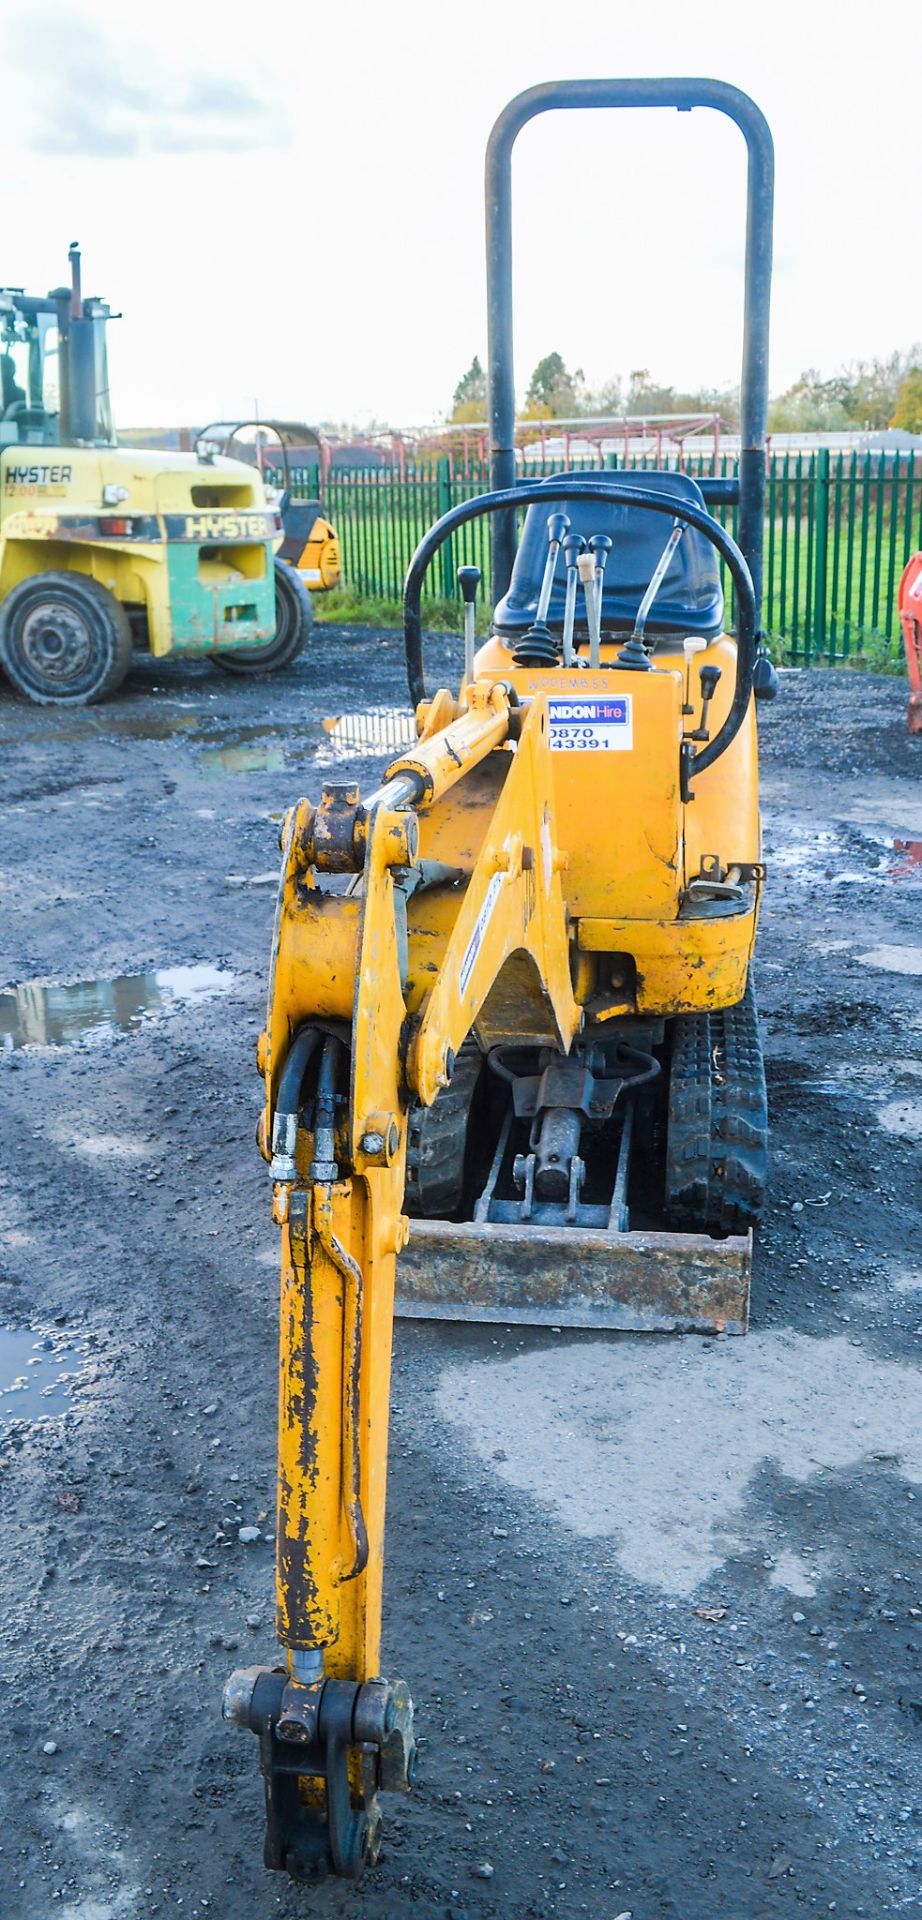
<box><xmin>0</xmin><ymin>635</ymin><xmax>921</xmax><ymax>1920</ymax></box>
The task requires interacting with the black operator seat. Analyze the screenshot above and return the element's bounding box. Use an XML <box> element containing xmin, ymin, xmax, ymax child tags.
<box><xmin>493</xmin><ymin>469</ymin><xmax>724</xmax><ymax>649</ymax></box>
<box><xmin>278</xmin><ymin>498</ymin><xmax>323</xmax><ymax>567</ymax></box>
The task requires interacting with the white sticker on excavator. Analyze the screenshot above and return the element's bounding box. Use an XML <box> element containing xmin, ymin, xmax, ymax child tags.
<box><xmin>548</xmin><ymin>695</ymin><xmax>633</xmax><ymax>751</ymax></box>
<box><xmin>459</xmin><ymin>870</ymin><xmax>504</xmax><ymax>996</ymax></box>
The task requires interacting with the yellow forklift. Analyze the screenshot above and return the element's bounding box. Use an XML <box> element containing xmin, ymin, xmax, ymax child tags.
<box><xmin>0</xmin><ymin>247</ymin><xmax>311</xmax><ymax>704</ymax></box>
<box><xmin>224</xmin><ymin>77</ymin><xmax>778</xmax><ymax>1881</ymax></box>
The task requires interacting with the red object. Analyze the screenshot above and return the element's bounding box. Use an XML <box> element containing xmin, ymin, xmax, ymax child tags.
<box><xmin>898</xmin><ymin>553</ymin><xmax>922</xmax><ymax>734</ymax></box>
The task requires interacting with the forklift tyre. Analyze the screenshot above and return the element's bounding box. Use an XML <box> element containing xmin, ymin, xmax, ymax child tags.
<box><xmin>0</xmin><ymin>571</ymin><xmax>133</xmax><ymax>706</ymax></box>
<box><xmin>214</xmin><ymin>558</ymin><xmax>313</xmax><ymax>675</ymax></box>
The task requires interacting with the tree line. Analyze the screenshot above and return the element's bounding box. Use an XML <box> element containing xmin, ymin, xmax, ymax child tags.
<box><xmin>451</xmin><ymin>349</ymin><xmax>922</xmax><ymax>433</ymax></box>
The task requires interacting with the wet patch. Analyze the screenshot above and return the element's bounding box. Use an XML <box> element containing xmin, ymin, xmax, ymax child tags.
<box><xmin>31</xmin><ymin>707</ymin><xmax>201</xmax><ymax>746</ymax></box>
<box><xmin>193</xmin><ymin>718</ymin><xmax>333</xmax><ymax>777</ymax></box>
<box><xmin>197</xmin><ymin>728</ymin><xmax>289</xmax><ymax>776</ymax></box>
<box><xmin>321</xmin><ymin>707</ymin><xmax>417</xmax><ymax>756</ymax></box>
<box><xmin>99</xmin><ymin>709</ymin><xmax>201</xmax><ymax>744</ymax></box>
<box><xmin>765</xmin><ymin>821</ymin><xmax>922</xmax><ymax>888</ymax></box>
<box><xmin>887</xmin><ymin>837</ymin><xmax>922</xmax><ymax>880</ymax></box>
<box><xmin>0</xmin><ymin>964</ymin><xmax>235</xmax><ymax>1049</ymax></box>
<box><xmin>0</xmin><ymin>1328</ymin><xmax>84</xmax><ymax>1426</ymax></box>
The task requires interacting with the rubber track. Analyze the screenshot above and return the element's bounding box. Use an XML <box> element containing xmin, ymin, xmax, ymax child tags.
<box><xmin>665</xmin><ymin>978</ymin><xmax>768</xmax><ymax>1234</ymax></box>
<box><xmin>404</xmin><ymin>1040</ymin><xmax>483</xmax><ymax>1218</ymax></box>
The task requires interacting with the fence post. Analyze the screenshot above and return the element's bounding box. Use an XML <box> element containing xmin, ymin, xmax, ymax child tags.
<box><xmin>813</xmin><ymin>447</ymin><xmax>830</xmax><ymax>655</ymax></box>
<box><xmin>437</xmin><ymin>456</ymin><xmax>454</xmax><ymax>601</ymax></box>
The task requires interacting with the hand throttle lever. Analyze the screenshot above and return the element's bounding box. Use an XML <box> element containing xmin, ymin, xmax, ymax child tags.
<box><xmin>457</xmin><ymin>565</ymin><xmax>481</xmax><ymax>684</ymax></box>
<box><xmin>691</xmin><ymin>663</ymin><xmax>722</xmax><ymax>741</ymax></box>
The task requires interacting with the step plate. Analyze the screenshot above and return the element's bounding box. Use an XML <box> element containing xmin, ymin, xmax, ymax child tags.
<box><xmin>396</xmin><ymin>1220</ymin><xmax>751</xmax><ymax>1335</ymax></box>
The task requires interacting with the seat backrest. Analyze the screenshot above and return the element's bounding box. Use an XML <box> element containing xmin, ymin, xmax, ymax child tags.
<box><xmin>493</xmin><ymin>469</ymin><xmax>724</xmax><ymax>643</ymax></box>
<box><xmin>280</xmin><ymin>498</ymin><xmax>322</xmax><ymax>567</ymax></box>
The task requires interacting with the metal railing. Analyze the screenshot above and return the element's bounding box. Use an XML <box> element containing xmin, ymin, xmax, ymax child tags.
<box><xmin>286</xmin><ymin>451</ymin><xmax>920</xmax><ymax>662</ymax></box>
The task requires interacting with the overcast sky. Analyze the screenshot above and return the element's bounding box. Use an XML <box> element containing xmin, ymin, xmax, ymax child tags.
<box><xmin>0</xmin><ymin>0</ymin><xmax>918</xmax><ymax>429</ymax></box>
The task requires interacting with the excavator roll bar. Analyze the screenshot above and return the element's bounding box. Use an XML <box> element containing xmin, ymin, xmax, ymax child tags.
<box><xmin>484</xmin><ymin>79</ymin><xmax>774</xmax><ymax>620</ymax></box>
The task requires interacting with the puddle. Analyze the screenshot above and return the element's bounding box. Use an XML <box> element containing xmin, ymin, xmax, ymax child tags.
<box><xmin>887</xmin><ymin>838</ymin><xmax>922</xmax><ymax>881</ymax></box>
<box><xmin>198</xmin><ymin>725</ymin><xmax>290</xmax><ymax>776</ymax></box>
<box><xmin>0</xmin><ymin>1328</ymin><xmax>83</xmax><ymax>1426</ymax></box>
<box><xmin>102</xmin><ymin>710</ymin><xmax>201</xmax><ymax>743</ymax></box>
<box><xmin>764</xmin><ymin>824</ymin><xmax>922</xmax><ymax>889</ymax></box>
<box><xmin>0</xmin><ymin>964</ymin><xmax>235</xmax><ymax>1049</ymax></box>
<box><xmin>40</xmin><ymin>708</ymin><xmax>202</xmax><ymax>746</ymax></box>
<box><xmin>321</xmin><ymin>707</ymin><xmax>417</xmax><ymax>756</ymax></box>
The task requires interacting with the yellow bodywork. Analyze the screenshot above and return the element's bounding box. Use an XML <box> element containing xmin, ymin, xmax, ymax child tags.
<box><xmin>295</xmin><ymin>514</ymin><xmax>341</xmax><ymax>592</ymax></box>
<box><xmin>0</xmin><ymin>444</ymin><xmax>280</xmax><ymax>655</ymax></box>
<box><xmin>259</xmin><ymin>636</ymin><xmax>761</xmax><ymax>1699</ymax></box>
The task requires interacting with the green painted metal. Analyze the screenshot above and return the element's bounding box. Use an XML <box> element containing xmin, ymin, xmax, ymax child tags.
<box><xmin>286</xmin><ymin>447</ymin><xmax>916</xmax><ymax>663</ymax></box>
<box><xmin>165</xmin><ymin>543</ymin><xmax>275</xmax><ymax>650</ymax></box>
<box><xmin>813</xmin><ymin>447</ymin><xmax>829</xmax><ymax>653</ymax></box>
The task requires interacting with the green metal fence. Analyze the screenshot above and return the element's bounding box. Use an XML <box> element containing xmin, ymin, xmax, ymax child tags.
<box><xmin>288</xmin><ymin>450</ymin><xmax>921</xmax><ymax>663</ymax></box>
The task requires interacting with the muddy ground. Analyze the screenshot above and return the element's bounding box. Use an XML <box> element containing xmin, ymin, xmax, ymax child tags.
<box><xmin>0</xmin><ymin>633</ymin><xmax>921</xmax><ymax>1920</ymax></box>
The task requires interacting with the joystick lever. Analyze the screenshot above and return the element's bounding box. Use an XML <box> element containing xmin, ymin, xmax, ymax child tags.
<box><xmin>512</xmin><ymin>514</ymin><xmax>569</xmax><ymax>667</ymax></box>
<box><xmin>588</xmin><ymin>533</ymin><xmax>612</xmax><ymax>640</ymax></box>
<box><xmin>561</xmin><ymin>530</ymin><xmax>586</xmax><ymax>667</ymax></box>
<box><xmin>457</xmin><ymin>564</ymin><xmax>481</xmax><ymax>684</ymax></box>
<box><xmin>691</xmin><ymin>662</ymin><xmax>722</xmax><ymax>741</ymax></box>
<box><xmin>537</xmin><ymin>513</ymin><xmax>569</xmax><ymax>624</ymax></box>
<box><xmin>577</xmin><ymin>551</ymin><xmax>600</xmax><ymax>666</ymax></box>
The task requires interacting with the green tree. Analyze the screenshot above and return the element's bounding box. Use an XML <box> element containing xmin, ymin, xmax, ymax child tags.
<box><xmin>891</xmin><ymin>366</ymin><xmax>922</xmax><ymax>433</ymax></box>
<box><xmin>769</xmin><ymin>348</ymin><xmax>922</xmax><ymax>432</ymax></box>
<box><xmin>768</xmin><ymin>371</ymin><xmax>851</xmax><ymax>432</ymax></box>
<box><xmin>586</xmin><ymin>375</ymin><xmax>624</xmax><ymax>415</ymax></box>
<box><xmin>451</xmin><ymin>355</ymin><xmax>487</xmax><ymax>422</ymax></box>
<box><xmin>525</xmin><ymin>351</ymin><xmax>585</xmax><ymax>418</ymax></box>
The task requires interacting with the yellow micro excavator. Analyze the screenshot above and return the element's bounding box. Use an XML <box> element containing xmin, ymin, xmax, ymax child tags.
<box><xmin>223</xmin><ymin>77</ymin><xmax>779</xmax><ymax>1882</ymax></box>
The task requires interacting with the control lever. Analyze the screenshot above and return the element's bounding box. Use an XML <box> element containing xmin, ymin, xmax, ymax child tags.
<box><xmin>682</xmin><ymin>636</ymin><xmax>708</xmax><ymax>712</ymax></box>
<box><xmin>691</xmin><ymin>663</ymin><xmax>722</xmax><ymax>740</ymax></box>
<box><xmin>457</xmin><ymin>565</ymin><xmax>481</xmax><ymax>685</ymax></box>
<box><xmin>577</xmin><ymin>551</ymin><xmax>601</xmax><ymax>667</ymax></box>
<box><xmin>537</xmin><ymin>513</ymin><xmax>569</xmax><ymax>623</ymax></box>
<box><xmin>512</xmin><ymin>514</ymin><xmax>568</xmax><ymax>666</ymax></box>
<box><xmin>614</xmin><ymin>517</ymin><xmax>685</xmax><ymax>672</ymax></box>
<box><xmin>561</xmin><ymin>531</ymin><xmax>586</xmax><ymax>667</ymax></box>
<box><xmin>588</xmin><ymin>532</ymin><xmax>612</xmax><ymax>629</ymax></box>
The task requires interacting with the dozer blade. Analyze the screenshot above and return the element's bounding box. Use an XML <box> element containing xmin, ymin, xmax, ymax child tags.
<box><xmin>396</xmin><ymin>1220</ymin><xmax>751</xmax><ymax>1335</ymax></box>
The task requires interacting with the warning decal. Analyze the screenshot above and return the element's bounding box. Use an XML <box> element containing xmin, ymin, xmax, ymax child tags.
<box><xmin>459</xmin><ymin>869</ymin><xmax>504</xmax><ymax>996</ymax></box>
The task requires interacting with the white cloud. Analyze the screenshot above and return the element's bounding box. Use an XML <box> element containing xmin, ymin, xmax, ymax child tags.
<box><xmin>0</xmin><ymin>0</ymin><xmax>918</xmax><ymax>427</ymax></box>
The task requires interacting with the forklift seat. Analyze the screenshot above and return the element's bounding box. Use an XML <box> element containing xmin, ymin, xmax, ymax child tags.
<box><xmin>493</xmin><ymin>470</ymin><xmax>725</xmax><ymax>644</ymax></box>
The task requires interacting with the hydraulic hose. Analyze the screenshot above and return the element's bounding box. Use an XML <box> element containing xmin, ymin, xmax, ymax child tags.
<box><xmin>269</xmin><ymin>1025</ymin><xmax>323</xmax><ymax>1183</ymax></box>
